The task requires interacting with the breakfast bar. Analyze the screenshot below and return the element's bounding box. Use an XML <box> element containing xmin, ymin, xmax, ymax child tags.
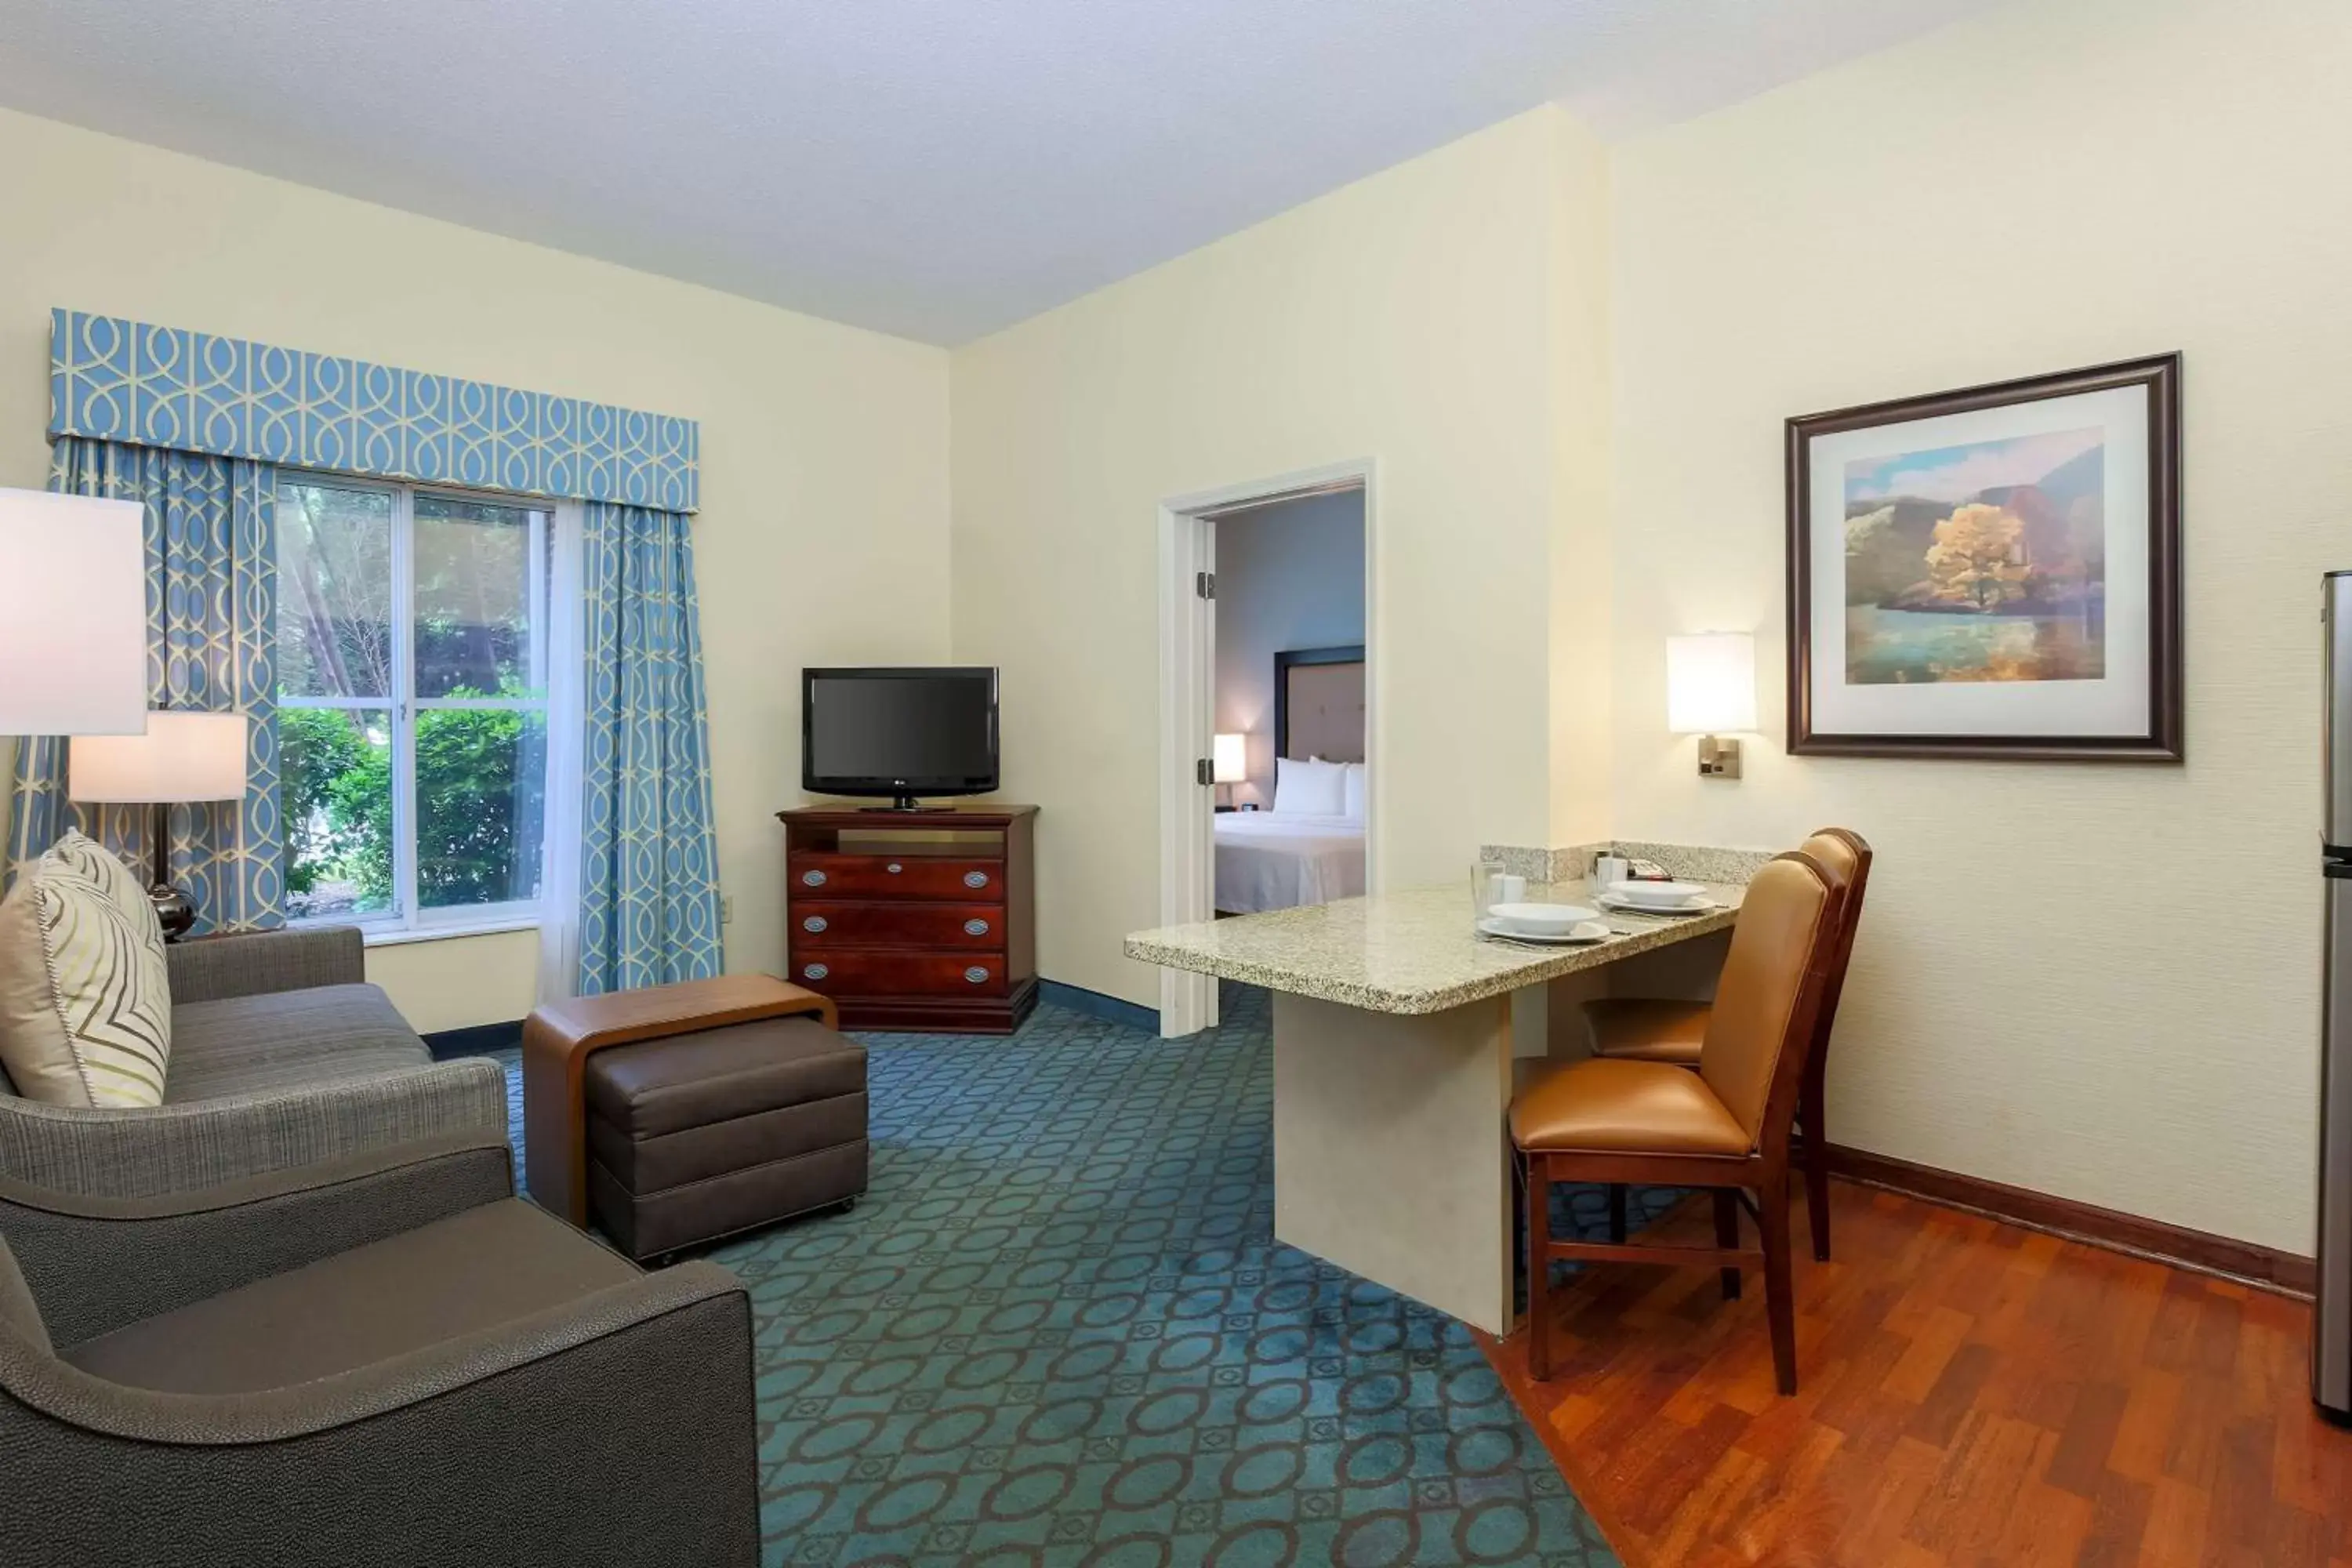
<box><xmin>1125</xmin><ymin>877</ymin><xmax>1744</xmax><ymax>1334</ymax></box>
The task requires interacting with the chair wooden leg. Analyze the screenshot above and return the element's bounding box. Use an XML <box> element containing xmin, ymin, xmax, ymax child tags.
<box><xmin>1525</xmin><ymin>1153</ymin><xmax>1553</xmax><ymax>1381</ymax></box>
<box><xmin>1607</xmin><ymin>1183</ymin><xmax>1628</xmax><ymax>1244</ymax></box>
<box><xmin>1760</xmin><ymin>1171</ymin><xmax>1798</xmax><ymax>1396</ymax></box>
<box><xmin>1802</xmin><ymin>1055</ymin><xmax>1831</xmax><ymax>1262</ymax></box>
<box><xmin>1711</xmin><ymin>1188</ymin><xmax>1741</xmax><ymax>1301</ymax></box>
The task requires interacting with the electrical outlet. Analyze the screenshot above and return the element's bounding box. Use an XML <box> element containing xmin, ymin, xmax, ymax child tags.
<box><xmin>720</xmin><ymin>894</ymin><xmax>735</xmax><ymax>925</ymax></box>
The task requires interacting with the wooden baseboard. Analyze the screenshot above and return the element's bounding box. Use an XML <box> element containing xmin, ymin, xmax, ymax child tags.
<box><xmin>1819</xmin><ymin>1141</ymin><xmax>2315</xmax><ymax>1298</ymax></box>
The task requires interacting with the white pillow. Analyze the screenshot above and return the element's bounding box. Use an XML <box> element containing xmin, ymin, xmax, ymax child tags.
<box><xmin>1272</xmin><ymin>757</ymin><xmax>1345</xmax><ymax>817</ymax></box>
<box><xmin>0</xmin><ymin>831</ymin><xmax>173</xmax><ymax>1108</ymax></box>
<box><xmin>1341</xmin><ymin>762</ymin><xmax>1367</xmax><ymax>821</ymax></box>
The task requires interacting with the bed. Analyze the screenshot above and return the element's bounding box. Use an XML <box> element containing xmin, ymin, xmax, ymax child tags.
<box><xmin>1214</xmin><ymin>644</ymin><xmax>1366</xmax><ymax>914</ymax></box>
<box><xmin>1214</xmin><ymin>810</ymin><xmax>1365</xmax><ymax>913</ymax></box>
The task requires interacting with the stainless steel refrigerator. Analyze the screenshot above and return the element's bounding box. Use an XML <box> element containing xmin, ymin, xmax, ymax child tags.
<box><xmin>2319</xmin><ymin>570</ymin><xmax>2352</xmax><ymax>1417</ymax></box>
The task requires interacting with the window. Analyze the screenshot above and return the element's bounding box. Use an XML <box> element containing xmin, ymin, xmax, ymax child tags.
<box><xmin>277</xmin><ymin>475</ymin><xmax>557</xmax><ymax>932</ymax></box>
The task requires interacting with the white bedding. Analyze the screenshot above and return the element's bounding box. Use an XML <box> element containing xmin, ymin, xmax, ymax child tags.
<box><xmin>1214</xmin><ymin>811</ymin><xmax>1366</xmax><ymax>914</ymax></box>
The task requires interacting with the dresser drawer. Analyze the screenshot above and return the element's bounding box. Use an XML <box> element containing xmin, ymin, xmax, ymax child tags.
<box><xmin>789</xmin><ymin>855</ymin><xmax>1007</xmax><ymax>902</ymax></box>
<box><xmin>792</xmin><ymin>902</ymin><xmax>1006</xmax><ymax>949</ymax></box>
<box><xmin>789</xmin><ymin>950</ymin><xmax>1007</xmax><ymax>998</ymax></box>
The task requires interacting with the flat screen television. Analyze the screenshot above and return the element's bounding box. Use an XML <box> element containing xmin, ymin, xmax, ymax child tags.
<box><xmin>802</xmin><ymin>666</ymin><xmax>999</xmax><ymax>811</ymax></box>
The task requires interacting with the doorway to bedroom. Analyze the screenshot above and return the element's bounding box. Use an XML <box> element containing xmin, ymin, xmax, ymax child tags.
<box><xmin>1155</xmin><ymin>462</ymin><xmax>1374</xmax><ymax>1037</ymax></box>
<box><xmin>1210</xmin><ymin>490</ymin><xmax>1366</xmax><ymax>914</ymax></box>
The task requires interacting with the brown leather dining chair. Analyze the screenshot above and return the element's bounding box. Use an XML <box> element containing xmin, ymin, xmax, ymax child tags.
<box><xmin>1582</xmin><ymin>828</ymin><xmax>1872</xmax><ymax>1261</ymax></box>
<box><xmin>1511</xmin><ymin>849</ymin><xmax>1849</xmax><ymax>1396</ymax></box>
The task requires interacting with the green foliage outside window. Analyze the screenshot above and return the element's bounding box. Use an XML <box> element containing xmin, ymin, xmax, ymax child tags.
<box><xmin>281</xmin><ymin>692</ymin><xmax>543</xmax><ymax>912</ymax></box>
<box><xmin>279</xmin><ymin>707</ymin><xmax>383</xmax><ymax>902</ymax></box>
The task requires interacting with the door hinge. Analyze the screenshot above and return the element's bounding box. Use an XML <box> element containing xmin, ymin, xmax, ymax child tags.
<box><xmin>1196</xmin><ymin>571</ymin><xmax>1216</xmax><ymax>600</ymax></box>
<box><xmin>1196</xmin><ymin>757</ymin><xmax>1214</xmax><ymax>786</ymax></box>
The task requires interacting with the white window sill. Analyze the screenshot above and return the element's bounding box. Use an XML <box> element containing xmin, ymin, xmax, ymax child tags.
<box><xmin>356</xmin><ymin>918</ymin><xmax>543</xmax><ymax>949</ymax></box>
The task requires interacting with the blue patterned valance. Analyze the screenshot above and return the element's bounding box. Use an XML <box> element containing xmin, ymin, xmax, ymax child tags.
<box><xmin>49</xmin><ymin>309</ymin><xmax>699</xmax><ymax>513</ymax></box>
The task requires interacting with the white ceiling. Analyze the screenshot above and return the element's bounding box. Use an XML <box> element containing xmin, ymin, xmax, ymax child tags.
<box><xmin>0</xmin><ymin>0</ymin><xmax>1992</xmax><ymax>345</ymax></box>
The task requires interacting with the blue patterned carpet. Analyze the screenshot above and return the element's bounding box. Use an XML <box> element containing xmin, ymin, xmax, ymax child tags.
<box><xmin>497</xmin><ymin>985</ymin><xmax>1642</xmax><ymax>1567</ymax></box>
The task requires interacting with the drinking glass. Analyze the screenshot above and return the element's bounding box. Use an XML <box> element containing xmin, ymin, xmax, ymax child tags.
<box><xmin>1472</xmin><ymin>858</ymin><xmax>1507</xmax><ymax>924</ymax></box>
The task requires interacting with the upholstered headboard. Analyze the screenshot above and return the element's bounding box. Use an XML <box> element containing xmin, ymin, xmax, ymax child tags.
<box><xmin>1274</xmin><ymin>645</ymin><xmax>1365</xmax><ymax>764</ymax></box>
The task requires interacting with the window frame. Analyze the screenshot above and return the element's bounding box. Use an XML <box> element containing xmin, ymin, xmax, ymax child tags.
<box><xmin>276</xmin><ymin>469</ymin><xmax>564</xmax><ymax>936</ymax></box>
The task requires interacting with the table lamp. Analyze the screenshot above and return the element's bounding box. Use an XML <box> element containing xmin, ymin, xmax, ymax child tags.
<box><xmin>1212</xmin><ymin>731</ymin><xmax>1247</xmax><ymax>809</ymax></box>
<box><xmin>70</xmin><ymin>711</ymin><xmax>249</xmax><ymax>938</ymax></box>
<box><xmin>0</xmin><ymin>489</ymin><xmax>147</xmax><ymax>736</ymax></box>
<box><xmin>1667</xmin><ymin>632</ymin><xmax>1758</xmax><ymax>779</ymax></box>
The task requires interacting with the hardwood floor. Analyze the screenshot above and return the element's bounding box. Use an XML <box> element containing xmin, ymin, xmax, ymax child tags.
<box><xmin>1482</xmin><ymin>1179</ymin><xmax>2352</xmax><ymax>1567</ymax></box>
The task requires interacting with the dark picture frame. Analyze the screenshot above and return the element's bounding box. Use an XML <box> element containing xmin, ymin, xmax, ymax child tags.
<box><xmin>1785</xmin><ymin>354</ymin><xmax>2183</xmax><ymax>761</ymax></box>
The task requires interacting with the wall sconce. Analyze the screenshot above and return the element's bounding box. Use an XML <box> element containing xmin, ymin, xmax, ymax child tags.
<box><xmin>1211</xmin><ymin>731</ymin><xmax>1247</xmax><ymax>808</ymax></box>
<box><xmin>1667</xmin><ymin>632</ymin><xmax>1758</xmax><ymax>779</ymax></box>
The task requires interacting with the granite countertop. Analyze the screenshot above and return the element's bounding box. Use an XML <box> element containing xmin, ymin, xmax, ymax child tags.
<box><xmin>1124</xmin><ymin>879</ymin><xmax>1743</xmax><ymax>1016</ymax></box>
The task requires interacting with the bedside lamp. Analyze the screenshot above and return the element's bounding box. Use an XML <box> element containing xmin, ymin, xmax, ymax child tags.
<box><xmin>0</xmin><ymin>489</ymin><xmax>147</xmax><ymax>735</ymax></box>
<box><xmin>1212</xmin><ymin>732</ymin><xmax>1247</xmax><ymax>809</ymax></box>
<box><xmin>71</xmin><ymin>711</ymin><xmax>249</xmax><ymax>938</ymax></box>
<box><xmin>1667</xmin><ymin>632</ymin><xmax>1758</xmax><ymax>779</ymax></box>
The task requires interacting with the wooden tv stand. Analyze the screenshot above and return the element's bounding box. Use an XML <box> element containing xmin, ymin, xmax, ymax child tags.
<box><xmin>775</xmin><ymin>804</ymin><xmax>1037</xmax><ymax>1033</ymax></box>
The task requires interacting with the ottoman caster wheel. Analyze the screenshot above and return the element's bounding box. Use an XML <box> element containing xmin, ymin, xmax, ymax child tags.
<box><xmin>839</xmin><ymin>1197</ymin><xmax>859</xmax><ymax>1214</ymax></box>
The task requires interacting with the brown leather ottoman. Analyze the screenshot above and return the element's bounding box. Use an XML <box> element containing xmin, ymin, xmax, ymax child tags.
<box><xmin>583</xmin><ymin>1017</ymin><xmax>868</xmax><ymax>1261</ymax></box>
<box><xmin>521</xmin><ymin>975</ymin><xmax>866</xmax><ymax>1262</ymax></box>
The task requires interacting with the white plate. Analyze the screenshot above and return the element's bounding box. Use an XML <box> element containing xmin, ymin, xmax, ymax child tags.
<box><xmin>1479</xmin><ymin>916</ymin><xmax>1610</xmax><ymax>946</ymax></box>
<box><xmin>1602</xmin><ymin>880</ymin><xmax>1709</xmax><ymax>907</ymax></box>
<box><xmin>1486</xmin><ymin>901</ymin><xmax>1599</xmax><ymax>936</ymax></box>
<box><xmin>1599</xmin><ymin>891</ymin><xmax>1716</xmax><ymax>916</ymax></box>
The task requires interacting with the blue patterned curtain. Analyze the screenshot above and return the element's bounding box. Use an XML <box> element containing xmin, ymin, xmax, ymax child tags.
<box><xmin>575</xmin><ymin>502</ymin><xmax>722</xmax><ymax>993</ymax></box>
<box><xmin>5</xmin><ymin>438</ymin><xmax>283</xmax><ymax>931</ymax></box>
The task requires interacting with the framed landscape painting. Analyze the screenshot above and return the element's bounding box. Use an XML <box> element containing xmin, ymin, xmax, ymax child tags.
<box><xmin>1786</xmin><ymin>354</ymin><xmax>2182</xmax><ymax>760</ymax></box>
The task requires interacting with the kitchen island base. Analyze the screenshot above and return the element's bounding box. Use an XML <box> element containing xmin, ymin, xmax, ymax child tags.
<box><xmin>1272</xmin><ymin>989</ymin><xmax>1524</xmax><ymax>1335</ymax></box>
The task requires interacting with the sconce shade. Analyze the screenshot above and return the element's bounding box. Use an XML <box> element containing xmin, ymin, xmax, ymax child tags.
<box><xmin>1212</xmin><ymin>732</ymin><xmax>1247</xmax><ymax>785</ymax></box>
<box><xmin>71</xmin><ymin>711</ymin><xmax>249</xmax><ymax>803</ymax></box>
<box><xmin>0</xmin><ymin>489</ymin><xmax>147</xmax><ymax>736</ymax></box>
<box><xmin>1667</xmin><ymin>633</ymin><xmax>1759</xmax><ymax>735</ymax></box>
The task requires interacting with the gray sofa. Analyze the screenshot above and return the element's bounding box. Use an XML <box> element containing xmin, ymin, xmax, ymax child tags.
<box><xmin>0</xmin><ymin>926</ymin><xmax>508</xmax><ymax>1199</ymax></box>
<box><xmin>0</xmin><ymin>1124</ymin><xmax>759</xmax><ymax>1566</ymax></box>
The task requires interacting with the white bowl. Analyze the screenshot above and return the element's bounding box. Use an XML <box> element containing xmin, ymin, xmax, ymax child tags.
<box><xmin>1605</xmin><ymin>880</ymin><xmax>1708</xmax><ymax>908</ymax></box>
<box><xmin>1487</xmin><ymin>901</ymin><xmax>1599</xmax><ymax>936</ymax></box>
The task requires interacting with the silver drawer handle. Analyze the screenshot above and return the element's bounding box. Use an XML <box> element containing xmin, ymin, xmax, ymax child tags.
<box><xmin>804</xmin><ymin>963</ymin><xmax>829</xmax><ymax>982</ymax></box>
<box><xmin>964</xmin><ymin>870</ymin><xmax>989</xmax><ymax>889</ymax></box>
<box><xmin>802</xmin><ymin>869</ymin><xmax>826</xmax><ymax>887</ymax></box>
<box><xmin>887</xmin><ymin>862</ymin><xmax>903</xmax><ymax>874</ymax></box>
<box><xmin>803</xmin><ymin>915</ymin><xmax>828</xmax><ymax>934</ymax></box>
<box><xmin>964</xmin><ymin>966</ymin><xmax>989</xmax><ymax>984</ymax></box>
<box><xmin>964</xmin><ymin>917</ymin><xmax>990</xmax><ymax>937</ymax></box>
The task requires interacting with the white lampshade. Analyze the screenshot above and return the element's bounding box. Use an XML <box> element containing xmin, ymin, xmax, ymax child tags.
<box><xmin>71</xmin><ymin>711</ymin><xmax>249</xmax><ymax>804</ymax></box>
<box><xmin>0</xmin><ymin>489</ymin><xmax>147</xmax><ymax>735</ymax></box>
<box><xmin>1666</xmin><ymin>633</ymin><xmax>1759</xmax><ymax>735</ymax></box>
<box><xmin>1212</xmin><ymin>732</ymin><xmax>1247</xmax><ymax>785</ymax></box>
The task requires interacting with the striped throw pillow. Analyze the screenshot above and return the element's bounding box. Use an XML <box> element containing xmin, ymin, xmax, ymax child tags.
<box><xmin>45</xmin><ymin>828</ymin><xmax>164</xmax><ymax>942</ymax></box>
<box><xmin>0</xmin><ymin>833</ymin><xmax>174</xmax><ymax>1108</ymax></box>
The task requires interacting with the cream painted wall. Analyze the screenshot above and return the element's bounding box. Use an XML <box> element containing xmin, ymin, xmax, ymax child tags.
<box><xmin>362</xmin><ymin>929</ymin><xmax>543</xmax><ymax>1036</ymax></box>
<box><xmin>951</xmin><ymin>107</ymin><xmax>1610</xmax><ymax>1005</ymax></box>
<box><xmin>1544</xmin><ymin>108</ymin><xmax>1615</xmax><ymax>848</ymax></box>
<box><xmin>1607</xmin><ymin>0</ymin><xmax>2352</xmax><ymax>1251</ymax></box>
<box><xmin>0</xmin><ymin>107</ymin><xmax>952</xmax><ymax>1031</ymax></box>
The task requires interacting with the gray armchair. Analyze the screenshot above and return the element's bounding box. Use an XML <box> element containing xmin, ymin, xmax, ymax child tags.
<box><xmin>0</xmin><ymin>926</ymin><xmax>507</xmax><ymax>1198</ymax></box>
<box><xmin>0</xmin><ymin>1126</ymin><xmax>759</xmax><ymax>1566</ymax></box>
